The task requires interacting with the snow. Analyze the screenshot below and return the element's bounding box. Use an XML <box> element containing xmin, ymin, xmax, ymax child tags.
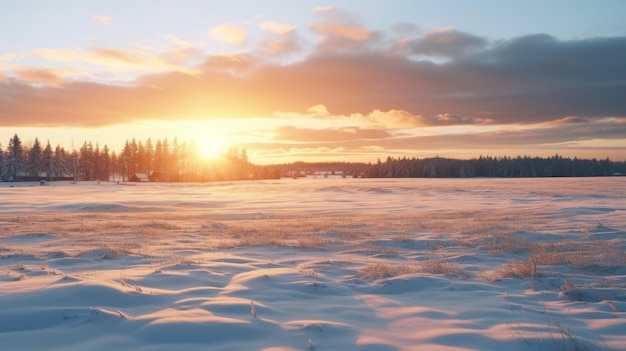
<box><xmin>1</xmin><ymin>177</ymin><xmax>625</xmax><ymax>350</ymax></box>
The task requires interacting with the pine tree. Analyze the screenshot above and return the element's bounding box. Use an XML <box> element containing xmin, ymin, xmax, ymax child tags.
<box><xmin>137</xmin><ymin>140</ymin><xmax>146</xmax><ymax>174</ymax></box>
<box><xmin>79</xmin><ymin>141</ymin><xmax>94</xmax><ymax>180</ymax></box>
<box><xmin>7</xmin><ymin>134</ymin><xmax>24</xmax><ymax>181</ymax></box>
<box><xmin>26</xmin><ymin>138</ymin><xmax>43</xmax><ymax>177</ymax></box>
<box><xmin>93</xmin><ymin>143</ymin><xmax>101</xmax><ymax>181</ymax></box>
<box><xmin>121</xmin><ymin>140</ymin><xmax>132</xmax><ymax>181</ymax></box>
<box><xmin>42</xmin><ymin>141</ymin><xmax>54</xmax><ymax>181</ymax></box>
<box><xmin>53</xmin><ymin>144</ymin><xmax>68</xmax><ymax>178</ymax></box>
<box><xmin>0</xmin><ymin>143</ymin><xmax>5</xmax><ymax>181</ymax></box>
<box><xmin>144</xmin><ymin>138</ymin><xmax>154</xmax><ymax>178</ymax></box>
<box><xmin>110</xmin><ymin>150</ymin><xmax>118</xmax><ymax>181</ymax></box>
<box><xmin>100</xmin><ymin>145</ymin><xmax>111</xmax><ymax>181</ymax></box>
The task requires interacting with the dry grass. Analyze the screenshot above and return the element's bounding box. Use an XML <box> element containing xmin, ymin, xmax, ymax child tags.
<box><xmin>2</xmin><ymin>204</ymin><xmax>624</xmax><ymax>290</ymax></box>
<box><xmin>419</xmin><ymin>257</ymin><xmax>469</xmax><ymax>278</ymax></box>
<box><xmin>295</xmin><ymin>236</ymin><xmax>330</xmax><ymax>250</ymax></box>
<box><xmin>529</xmin><ymin>240</ymin><xmax>624</xmax><ymax>268</ymax></box>
<box><xmin>480</xmin><ymin>236</ymin><xmax>625</xmax><ymax>282</ymax></box>
<box><xmin>481</xmin><ymin>259</ymin><xmax>538</xmax><ymax>281</ymax></box>
<box><xmin>358</xmin><ymin>262</ymin><xmax>420</xmax><ymax>280</ymax></box>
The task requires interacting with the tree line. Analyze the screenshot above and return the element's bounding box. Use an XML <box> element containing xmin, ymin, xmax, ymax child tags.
<box><xmin>275</xmin><ymin>155</ymin><xmax>626</xmax><ymax>179</ymax></box>
<box><xmin>362</xmin><ymin>155</ymin><xmax>625</xmax><ymax>178</ymax></box>
<box><xmin>1</xmin><ymin>133</ymin><xmax>624</xmax><ymax>182</ymax></box>
<box><xmin>0</xmin><ymin>134</ymin><xmax>280</xmax><ymax>182</ymax></box>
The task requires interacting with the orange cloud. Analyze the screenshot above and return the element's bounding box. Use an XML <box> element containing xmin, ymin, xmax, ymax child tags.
<box><xmin>257</xmin><ymin>38</ymin><xmax>302</xmax><ymax>57</ymax></box>
<box><xmin>274</xmin><ymin>106</ymin><xmax>491</xmax><ymax>129</ymax></box>
<box><xmin>14</xmin><ymin>67</ymin><xmax>81</xmax><ymax>86</ymax></box>
<box><xmin>2</xmin><ymin>29</ymin><xmax>625</xmax><ymax>135</ymax></box>
<box><xmin>309</xmin><ymin>22</ymin><xmax>371</xmax><ymax>41</ymax></box>
<box><xmin>273</xmin><ymin>105</ymin><xmax>331</xmax><ymax>119</ymax></box>
<box><xmin>157</xmin><ymin>35</ymin><xmax>206</xmax><ymax>66</ymax></box>
<box><xmin>0</xmin><ymin>53</ymin><xmax>17</xmax><ymax>61</ymax></box>
<box><xmin>28</xmin><ymin>48</ymin><xmax>80</xmax><ymax>62</ymax></box>
<box><xmin>199</xmin><ymin>53</ymin><xmax>255</xmax><ymax>74</ymax></box>
<box><xmin>309</xmin><ymin>7</ymin><xmax>377</xmax><ymax>52</ymax></box>
<box><xmin>256</xmin><ymin>20</ymin><xmax>302</xmax><ymax>58</ymax></box>
<box><xmin>274</xmin><ymin>126</ymin><xmax>391</xmax><ymax>142</ymax></box>
<box><xmin>543</xmin><ymin>116</ymin><xmax>595</xmax><ymax>125</ymax></box>
<box><xmin>259</xmin><ymin>21</ymin><xmax>296</xmax><ymax>35</ymax></box>
<box><xmin>87</xmin><ymin>47</ymin><xmax>145</xmax><ymax>66</ymax></box>
<box><xmin>92</xmin><ymin>15</ymin><xmax>113</xmax><ymax>27</ymax></box>
<box><xmin>209</xmin><ymin>24</ymin><xmax>247</xmax><ymax>45</ymax></box>
<box><xmin>27</xmin><ymin>44</ymin><xmax>201</xmax><ymax>76</ymax></box>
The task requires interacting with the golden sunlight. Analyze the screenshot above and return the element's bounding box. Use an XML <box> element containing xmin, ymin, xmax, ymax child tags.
<box><xmin>198</xmin><ymin>137</ymin><xmax>230</xmax><ymax>159</ymax></box>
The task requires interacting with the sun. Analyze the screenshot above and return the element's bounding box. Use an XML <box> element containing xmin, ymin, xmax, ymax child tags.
<box><xmin>198</xmin><ymin>137</ymin><xmax>229</xmax><ymax>159</ymax></box>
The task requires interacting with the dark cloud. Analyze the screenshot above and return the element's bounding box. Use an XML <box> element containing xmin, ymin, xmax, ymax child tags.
<box><xmin>456</xmin><ymin>34</ymin><xmax>626</xmax><ymax>121</ymax></box>
<box><xmin>273</xmin><ymin>126</ymin><xmax>391</xmax><ymax>142</ymax></box>
<box><xmin>395</xmin><ymin>118</ymin><xmax>626</xmax><ymax>150</ymax></box>
<box><xmin>390</xmin><ymin>22</ymin><xmax>419</xmax><ymax>36</ymax></box>
<box><xmin>1</xmin><ymin>28</ymin><xmax>625</xmax><ymax>128</ymax></box>
<box><xmin>242</xmin><ymin>117</ymin><xmax>626</xmax><ymax>160</ymax></box>
<box><xmin>404</xmin><ymin>28</ymin><xmax>488</xmax><ymax>58</ymax></box>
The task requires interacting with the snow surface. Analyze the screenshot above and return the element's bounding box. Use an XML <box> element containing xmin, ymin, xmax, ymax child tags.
<box><xmin>1</xmin><ymin>177</ymin><xmax>625</xmax><ymax>350</ymax></box>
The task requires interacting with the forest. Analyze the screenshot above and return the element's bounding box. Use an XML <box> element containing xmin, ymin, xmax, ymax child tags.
<box><xmin>1</xmin><ymin>133</ymin><xmax>624</xmax><ymax>182</ymax></box>
<box><xmin>277</xmin><ymin>155</ymin><xmax>626</xmax><ymax>179</ymax></box>
<box><xmin>0</xmin><ymin>134</ymin><xmax>280</xmax><ymax>182</ymax></box>
<box><xmin>360</xmin><ymin>155</ymin><xmax>626</xmax><ymax>178</ymax></box>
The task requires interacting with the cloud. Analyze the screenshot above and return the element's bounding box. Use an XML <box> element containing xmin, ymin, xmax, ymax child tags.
<box><xmin>259</xmin><ymin>21</ymin><xmax>296</xmax><ymax>35</ymax></box>
<box><xmin>432</xmin><ymin>113</ymin><xmax>493</xmax><ymax>125</ymax></box>
<box><xmin>198</xmin><ymin>53</ymin><xmax>255</xmax><ymax>74</ymax></box>
<box><xmin>26</xmin><ymin>43</ymin><xmax>202</xmax><ymax>77</ymax></box>
<box><xmin>157</xmin><ymin>34</ymin><xmax>205</xmax><ymax>65</ymax></box>
<box><xmin>209</xmin><ymin>23</ymin><xmax>247</xmax><ymax>45</ymax></box>
<box><xmin>273</xmin><ymin>126</ymin><xmax>391</xmax><ymax>142</ymax></box>
<box><xmin>30</xmin><ymin>46</ymin><xmax>156</xmax><ymax>69</ymax></box>
<box><xmin>246</xmin><ymin>117</ymin><xmax>626</xmax><ymax>159</ymax></box>
<box><xmin>461</xmin><ymin>34</ymin><xmax>626</xmax><ymax>121</ymax></box>
<box><xmin>0</xmin><ymin>53</ymin><xmax>17</xmax><ymax>61</ymax></box>
<box><xmin>273</xmin><ymin>104</ymin><xmax>331</xmax><ymax>119</ymax></box>
<box><xmin>92</xmin><ymin>15</ymin><xmax>112</xmax><ymax>27</ymax></box>
<box><xmin>391</xmin><ymin>22</ymin><xmax>420</xmax><ymax>36</ymax></box>
<box><xmin>359</xmin><ymin>109</ymin><xmax>493</xmax><ymax>127</ymax></box>
<box><xmin>275</xmin><ymin>106</ymin><xmax>491</xmax><ymax>128</ymax></box>
<box><xmin>13</xmin><ymin>67</ymin><xmax>80</xmax><ymax>86</ymax></box>
<box><xmin>28</xmin><ymin>48</ymin><xmax>81</xmax><ymax>62</ymax></box>
<box><xmin>256</xmin><ymin>21</ymin><xmax>302</xmax><ymax>58</ymax></box>
<box><xmin>309</xmin><ymin>22</ymin><xmax>371</xmax><ymax>42</ymax></box>
<box><xmin>88</xmin><ymin>47</ymin><xmax>145</xmax><ymax>65</ymax></box>
<box><xmin>545</xmin><ymin>116</ymin><xmax>597</xmax><ymax>125</ymax></box>
<box><xmin>2</xmin><ymin>24</ymin><xmax>625</xmax><ymax>133</ymax></box>
<box><xmin>403</xmin><ymin>27</ymin><xmax>488</xmax><ymax>58</ymax></box>
<box><xmin>257</xmin><ymin>38</ymin><xmax>302</xmax><ymax>57</ymax></box>
<box><xmin>309</xmin><ymin>7</ymin><xmax>377</xmax><ymax>52</ymax></box>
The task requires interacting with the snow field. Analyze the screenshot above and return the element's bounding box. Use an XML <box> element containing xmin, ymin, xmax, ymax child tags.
<box><xmin>1</xmin><ymin>177</ymin><xmax>625</xmax><ymax>350</ymax></box>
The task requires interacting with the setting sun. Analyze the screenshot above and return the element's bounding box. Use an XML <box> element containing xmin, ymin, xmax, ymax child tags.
<box><xmin>1</xmin><ymin>2</ymin><xmax>624</xmax><ymax>163</ymax></box>
<box><xmin>198</xmin><ymin>137</ymin><xmax>230</xmax><ymax>159</ymax></box>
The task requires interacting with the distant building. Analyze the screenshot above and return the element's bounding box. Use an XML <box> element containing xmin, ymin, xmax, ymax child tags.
<box><xmin>129</xmin><ymin>173</ymin><xmax>150</xmax><ymax>182</ymax></box>
<box><xmin>149</xmin><ymin>171</ymin><xmax>165</xmax><ymax>182</ymax></box>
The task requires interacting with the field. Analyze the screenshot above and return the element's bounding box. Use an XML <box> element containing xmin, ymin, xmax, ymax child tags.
<box><xmin>1</xmin><ymin>177</ymin><xmax>625</xmax><ymax>350</ymax></box>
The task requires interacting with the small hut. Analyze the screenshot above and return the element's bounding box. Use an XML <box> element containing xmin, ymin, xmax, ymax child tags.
<box><xmin>129</xmin><ymin>173</ymin><xmax>150</xmax><ymax>182</ymax></box>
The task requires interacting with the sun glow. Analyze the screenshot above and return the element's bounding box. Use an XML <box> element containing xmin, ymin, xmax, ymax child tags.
<box><xmin>198</xmin><ymin>137</ymin><xmax>230</xmax><ymax>159</ymax></box>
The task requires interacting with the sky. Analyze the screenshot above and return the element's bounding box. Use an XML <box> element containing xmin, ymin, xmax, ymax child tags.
<box><xmin>1</xmin><ymin>0</ymin><xmax>625</xmax><ymax>164</ymax></box>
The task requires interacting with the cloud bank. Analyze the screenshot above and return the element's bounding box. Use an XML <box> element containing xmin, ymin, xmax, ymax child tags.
<box><xmin>1</xmin><ymin>7</ymin><xmax>625</xmax><ymax>161</ymax></box>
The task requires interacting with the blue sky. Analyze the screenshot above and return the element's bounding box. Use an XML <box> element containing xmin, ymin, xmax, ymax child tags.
<box><xmin>1</xmin><ymin>1</ymin><xmax>625</xmax><ymax>163</ymax></box>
